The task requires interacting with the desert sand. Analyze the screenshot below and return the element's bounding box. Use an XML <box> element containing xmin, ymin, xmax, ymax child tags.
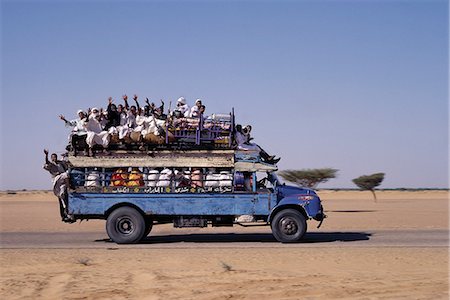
<box><xmin>0</xmin><ymin>190</ymin><xmax>448</xmax><ymax>299</ymax></box>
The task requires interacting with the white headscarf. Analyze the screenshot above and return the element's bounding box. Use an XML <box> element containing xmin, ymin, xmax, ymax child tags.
<box><xmin>90</xmin><ymin>107</ymin><xmax>100</xmax><ymax>118</ymax></box>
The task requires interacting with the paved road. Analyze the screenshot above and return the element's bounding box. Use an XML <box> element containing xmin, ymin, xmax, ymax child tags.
<box><xmin>1</xmin><ymin>229</ymin><xmax>448</xmax><ymax>249</ymax></box>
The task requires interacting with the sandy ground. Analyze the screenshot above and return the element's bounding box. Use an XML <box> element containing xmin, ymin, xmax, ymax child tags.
<box><xmin>0</xmin><ymin>190</ymin><xmax>448</xmax><ymax>299</ymax></box>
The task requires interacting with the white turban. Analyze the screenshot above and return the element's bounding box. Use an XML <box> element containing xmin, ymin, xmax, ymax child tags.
<box><xmin>77</xmin><ymin>109</ymin><xmax>84</xmax><ymax>115</ymax></box>
<box><xmin>195</xmin><ymin>99</ymin><xmax>201</xmax><ymax>104</ymax></box>
<box><xmin>91</xmin><ymin>107</ymin><xmax>100</xmax><ymax>117</ymax></box>
<box><xmin>177</xmin><ymin>97</ymin><xmax>186</xmax><ymax>105</ymax></box>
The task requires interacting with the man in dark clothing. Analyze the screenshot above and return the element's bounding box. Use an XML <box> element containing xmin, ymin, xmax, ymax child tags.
<box><xmin>105</xmin><ymin>97</ymin><xmax>121</xmax><ymax>130</ymax></box>
<box><xmin>43</xmin><ymin>149</ymin><xmax>74</xmax><ymax>222</ymax></box>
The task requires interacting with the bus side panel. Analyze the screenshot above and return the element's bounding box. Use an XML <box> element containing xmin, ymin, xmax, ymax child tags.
<box><xmin>68</xmin><ymin>193</ymin><xmax>273</xmax><ymax>216</ymax></box>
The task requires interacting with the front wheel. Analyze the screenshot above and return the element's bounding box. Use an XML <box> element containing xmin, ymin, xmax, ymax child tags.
<box><xmin>106</xmin><ymin>207</ymin><xmax>146</xmax><ymax>244</ymax></box>
<box><xmin>271</xmin><ymin>209</ymin><xmax>307</xmax><ymax>243</ymax></box>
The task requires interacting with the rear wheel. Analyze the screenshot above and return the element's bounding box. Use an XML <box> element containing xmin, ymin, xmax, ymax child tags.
<box><xmin>106</xmin><ymin>207</ymin><xmax>145</xmax><ymax>244</ymax></box>
<box><xmin>271</xmin><ymin>209</ymin><xmax>307</xmax><ymax>243</ymax></box>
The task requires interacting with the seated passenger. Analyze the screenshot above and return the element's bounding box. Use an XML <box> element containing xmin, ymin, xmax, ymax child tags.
<box><xmin>59</xmin><ymin>110</ymin><xmax>88</xmax><ymax>156</ymax></box>
<box><xmin>173</xmin><ymin>97</ymin><xmax>190</xmax><ymax>118</ymax></box>
<box><xmin>189</xmin><ymin>99</ymin><xmax>202</xmax><ymax>118</ymax></box>
<box><xmin>85</xmin><ymin>108</ymin><xmax>110</xmax><ymax>156</ymax></box>
<box><xmin>139</xmin><ymin>115</ymin><xmax>167</xmax><ymax>147</ymax></box>
<box><xmin>199</xmin><ymin>105</ymin><xmax>206</xmax><ymax>117</ymax></box>
<box><xmin>235</xmin><ymin>124</ymin><xmax>280</xmax><ymax>164</ymax></box>
<box><xmin>112</xmin><ymin>96</ymin><xmax>131</xmax><ymax>141</ymax></box>
<box><xmin>114</xmin><ymin>94</ymin><xmax>139</xmax><ymax>144</ymax></box>
<box><xmin>129</xmin><ymin>108</ymin><xmax>146</xmax><ymax>144</ymax></box>
<box><xmin>105</xmin><ymin>97</ymin><xmax>121</xmax><ymax>130</ymax></box>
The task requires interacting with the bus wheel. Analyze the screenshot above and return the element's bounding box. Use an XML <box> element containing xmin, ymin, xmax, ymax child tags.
<box><xmin>106</xmin><ymin>207</ymin><xmax>145</xmax><ymax>244</ymax></box>
<box><xmin>271</xmin><ymin>209</ymin><xmax>307</xmax><ymax>243</ymax></box>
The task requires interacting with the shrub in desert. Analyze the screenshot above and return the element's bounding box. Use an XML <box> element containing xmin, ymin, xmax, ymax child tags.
<box><xmin>278</xmin><ymin>168</ymin><xmax>338</xmax><ymax>189</ymax></box>
<box><xmin>352</xmin><ymin>173</ymin><xmax>385</xmax><ymax>202</ymax></box>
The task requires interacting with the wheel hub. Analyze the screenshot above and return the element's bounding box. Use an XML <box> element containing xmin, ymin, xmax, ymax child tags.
<box><xmin>280</xmin><ymin>217</ymin><xmax>298</xmax><ymax>235</ymax></box>
<box><xmin>117</xmin><ymin>217</ymin><xmax>134</xmax><ymax>235</ymax></box>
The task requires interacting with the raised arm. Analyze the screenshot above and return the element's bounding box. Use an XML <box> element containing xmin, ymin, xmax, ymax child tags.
<box><xmin>59</xmin><ymin>114</ymin><xmax>76</xmax><ymax>127</ymax></box>
<box><xmin>159</xmin><ymin>99</ymin><xmax>165</xmax><ymax>112</ymax></box>
<box><xmin>145</xmin><ymin>98</ymin><xmax>152</xmax><ymax>115</ymax></box>
<box><xmin>107</xmin><ymin>97</ymin><xmax>113</xmax><ymax>113</ymax></box>
<box><xmin>133</xmin><ymin>94</ymin><xmax>141</xmax><ymax>111</ymax></box>
<box><xmin>44</xmin><ymin>149</ymin><xmax>50</xmax><ymax>164</ymax></box>
<box><xmin>122</xmin><ymin>95</ymin><xmax>129</xmax><ymax>110</ymax></box>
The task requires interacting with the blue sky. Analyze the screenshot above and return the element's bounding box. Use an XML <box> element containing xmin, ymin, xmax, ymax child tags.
<box><xmin>1</xmin><ymin>0</ymin><xmax>448</xmax><ymax>190</ymax></box>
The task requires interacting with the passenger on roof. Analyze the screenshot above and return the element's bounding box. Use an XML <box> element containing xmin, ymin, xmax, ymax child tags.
<box><xmin>132</xmin><ymin>94</ymin><xmax>141</xmax><ymax>113</ymax></box>
<box><xmin>85</xmin><ymin>107</ymin><xmax>110</xmax><ymax>156</ymax></box>
<box><xmin>105</xmin><ymin>97</ymin><xmax>121</xmax><ymax>130</ymax></box>
<box><xmin>112</xmin><ymin>94</ymin><xmax>138</xmax><ymax>142</ymax></box>
<box><xmin>111</xmin><ymin>96</ymin><xmax>131</xmax><ymax>141</ymax></box>
<box><xmin>189</xmin><ymin>99</ymin><xmax>202</xmax><ymax>118</ymax></box>
<box><xmin>59</xmin><ymin>110</ymin><xmax>88</xmax><ymax>156</ymax></box>
<box><xmin>126</xmin><ymin>95</ymin><xmax>139</xmax><ymax>129</ymax></box>
<box><xmin>199</xmin><ymin>104</ymin><xmax>206</xmax><ymax>117</ymax></box>
<box><xmin>122</xmin><ymin>94</ymin><xmax>130</xmax><ymax>110</ymax></box>
<box><xmin>143</xmin><ymin>98</ymin><xmax>152</xmax><ymax>117</ymax></box>
<box><xmin>235</xmin><ymin>124</ymin><xmax>280</xmax><ymax>164</ymax></box>
<box><xmin>154</xmin><ymin>101</ymin><xmax>167</xmax><ymax>119</ymax></box>
<box><xmin>147</xmin><ymin>98</ymin><xmax>166</xmax><ymax>119</ymax></box>
<box><xmin>174</xmin><ymin>97</ymin><xmax>190</xmax><ymax>118</ymax></box>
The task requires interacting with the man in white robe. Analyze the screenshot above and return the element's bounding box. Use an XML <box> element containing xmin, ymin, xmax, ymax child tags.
<box><xmin>173</xmin><ymin>97</ymin><xmax>190</xmax><ymax>118</ymax></box>
<box><xmin>85</xmin><ymin>107</ymin><xmax>110</xmax><ymax>155</ymax></box>
<box><xmin>189</xmin><ymin>99</ymin><xmax>202</xmax><ymax>118</ymax></box>
<box><xmin>60</xmin><ymin>110</ymin><xmax>88</xmax><ymax>155</ymax></box>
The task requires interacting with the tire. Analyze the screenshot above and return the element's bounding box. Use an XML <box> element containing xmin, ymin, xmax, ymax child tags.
<box><xmin>271</xmin><ymin>209</ymin><xmax>307</xmax><ymax>243</ymax></box>
<box><xmin>141</xmin><ymin>218</ymin><xmax>153</xmax><ymax>240</ymax></box>
<box><xmin>106</xmin><ymin>207</ymin><xmax>146</xmax><ymax>244</ymax></box>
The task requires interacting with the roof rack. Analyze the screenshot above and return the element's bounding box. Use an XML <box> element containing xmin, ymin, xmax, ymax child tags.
<box><xmin>68</xmin><ymin>149</ymin><xmax>277</xmax><ymax>172</ymax></box>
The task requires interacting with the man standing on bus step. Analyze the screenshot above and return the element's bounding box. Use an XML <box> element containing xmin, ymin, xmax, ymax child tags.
<box><xmin>43</xmin><ymin>149</ymin><xmax>74</xmax><ymax>222</ymax></box>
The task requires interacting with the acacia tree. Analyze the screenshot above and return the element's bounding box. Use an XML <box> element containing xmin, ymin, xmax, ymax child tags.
<box><xmin>352</xmin><ymin>173</ymin><xmax>385</xmax><ymax>202</ymax></box>
<box><xmin>278</xmin><ymin>168</ymin><xmax>338</xmax><ymax>189</ymax></box>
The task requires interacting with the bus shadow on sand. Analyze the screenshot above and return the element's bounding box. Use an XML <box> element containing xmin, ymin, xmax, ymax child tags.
<box><xmin>130</xmin><ymin>232</ymin><xmax>372</xmax><ymax>244</ymax></box>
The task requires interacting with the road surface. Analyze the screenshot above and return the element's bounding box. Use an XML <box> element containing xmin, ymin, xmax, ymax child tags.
<box><xmin>1</xmin><ymin>229</ymin><xmax>448</xmax><ymax>249</ymax></box>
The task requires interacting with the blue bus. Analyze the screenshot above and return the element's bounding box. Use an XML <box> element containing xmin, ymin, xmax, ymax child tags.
<box><xmin>67</xmin><ymin>150</ymin><xmax>325</xmax><ymax>243</ymax></box>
